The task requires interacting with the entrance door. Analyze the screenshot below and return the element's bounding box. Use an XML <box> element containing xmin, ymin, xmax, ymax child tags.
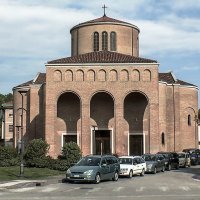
<box><xmin>129</xmin><ymin>135</ymin><xmax>143</xmax><ymax>156</ymax></box>
<box><xmin>95</xmin><ymin>130</ymin><xmax>111</xmax><ymax>155</ymax></box>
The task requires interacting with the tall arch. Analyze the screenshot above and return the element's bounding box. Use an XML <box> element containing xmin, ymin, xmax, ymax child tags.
<box><xmin>90</xmin><ymin>92</ymin><xmax>114</xmax><ymax>155</ymax></box>
<box><xmin>124</xmin><ymin>92</ymin><xmax>149</xmax><ymax>155</ymax></box>
<box><xmin>57</xmin><ymin>92</ymin><xmax>81</xmax><ymax>144</ymax></box>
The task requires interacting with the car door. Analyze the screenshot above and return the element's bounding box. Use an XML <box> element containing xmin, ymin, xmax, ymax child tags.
<box><xmin>135</xmin><ymin>157</ymin><xmax>143</xmax><ymax>174</ymax></box>
<box><xmin>132</xmin><ymin>158</ymin><xmax>139</xmax><ymax>175</ymax></box>
<box><xmin>106</xmin><ymin>157</ymin><xmax>115</xmax><ymax>177</ymax></box>
<box><xmin>100</xmin><ymin>158</ymin><xmax>110</xmax><ymax>180</ymax></box>
<box><xmin>156</xmin><ymin>155</ymin><xmax>162</xmax><ymax>171</ymax></box>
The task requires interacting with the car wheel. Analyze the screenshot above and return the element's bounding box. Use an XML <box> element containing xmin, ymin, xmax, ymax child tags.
<box><xmin>168</xmin><ymin>164</ymin><xmax>171</xmax><ymax>171</ymax></box>
<box><xmin>112</xmin><ymin>171</ymin><xmax>119</xmax><ymax>181</ymax></box>
<box><xmin>94</xmin><ymin>173</ymin><xmax>101</xmax><ymax>184</ymax></box>
<box><xmin>153</xmin><ymin>167</ymin><xmax>157</xmax><ymax>174</ymax></box>
<box><xmin>161</xmin><ymin>165</ymin><xmax>165</xmax><ymax>172</ymax></box>
<box><xmin>140</xmin><ymin>169</ymin><xmax>145</xmax><ymax>176</ymax></box>
<box><xmin>129</xmin><ymin>170</ymin><xmax>133</xmax><ymax>178</ymax></box>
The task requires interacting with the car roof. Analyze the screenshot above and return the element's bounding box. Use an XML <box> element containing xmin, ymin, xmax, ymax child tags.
<box><xmin>119</xmin><ymin>156</ymin><xmax>141</xmax><ymax>158</ymax></box>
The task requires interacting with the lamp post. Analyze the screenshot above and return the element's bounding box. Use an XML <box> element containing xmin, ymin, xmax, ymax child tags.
<box><xmin>18</xmin><ymin>90</ymin><xmax>28</xmax><ymax>177</ymax></box>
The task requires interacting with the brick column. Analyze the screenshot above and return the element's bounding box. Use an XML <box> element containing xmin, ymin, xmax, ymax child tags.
<box><xmin>81</xmin><ymin>99</ymin><xmax>91</xmax><ymax>156</ymax></box>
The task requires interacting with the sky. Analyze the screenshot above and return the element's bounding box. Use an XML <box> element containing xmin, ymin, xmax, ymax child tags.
<box><xmin>0</xmin><ymin>0</ymin><xmax>200</xmax><ymax>106</ymax></box>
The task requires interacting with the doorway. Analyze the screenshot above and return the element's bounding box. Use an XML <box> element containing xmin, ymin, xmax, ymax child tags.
<box><xmin>95</xmin><ymin>130</ymin><xmax>111</xmax><ymax>155</ymax></box>
<box><xmin>129</xmin><ymin>135</ymin><xmax>143</xmax><ymax>156</ymax></box>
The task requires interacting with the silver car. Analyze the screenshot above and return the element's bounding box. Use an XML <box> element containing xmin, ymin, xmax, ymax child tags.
<box><xmin>66</xmin><ymin>155</ymin><xmax>120</xmax><ymax>184</ymax></box>
<box><xmin>177</xmin><ymin>152</ymin><xmax>191</xmax><ymax>167</ymax></box>
<box><xmin>142</xmin><ymin>154</ymin><xmax>165</xmax><ymax>174</ymax></box>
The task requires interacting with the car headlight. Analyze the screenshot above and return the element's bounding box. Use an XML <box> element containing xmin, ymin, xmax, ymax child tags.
<box><xmin>84</xmin><ymin>170</ymin><xmax>94</xmax><ymax>175</ymax></box>
<box><xmin>147</xmin><ymin>164</ymin><xmax>153</xmax><ymax>168</ymax></box>
<box><xmin>66</xmin><ymin>169</ymin><xmax>71</xmax><ymax>174</ymax></box>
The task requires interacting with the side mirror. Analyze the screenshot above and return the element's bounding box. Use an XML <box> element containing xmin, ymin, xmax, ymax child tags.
<box><xmin>102</xmin><ymin>163</ymin><xmax>107</xmax><ymax>167</ymax></box>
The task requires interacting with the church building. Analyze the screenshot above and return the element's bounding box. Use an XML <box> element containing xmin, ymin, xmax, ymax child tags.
<box><xmin>13</xmin><ymin>13</ymin><xmax>198</xmax><ymax>157</ymax></box>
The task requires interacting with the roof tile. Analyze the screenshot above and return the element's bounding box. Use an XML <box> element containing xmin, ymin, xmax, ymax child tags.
<box><xmin>48</xmin><ymin>51</ymin><xmax>157</xmax><ymax>64</ymax></box>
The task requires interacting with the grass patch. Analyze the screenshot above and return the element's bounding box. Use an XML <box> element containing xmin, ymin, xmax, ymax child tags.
<box><xmin>0</xmin><ymin>166</ymin><xmax>65</xmax><ymax>181</ymax></box>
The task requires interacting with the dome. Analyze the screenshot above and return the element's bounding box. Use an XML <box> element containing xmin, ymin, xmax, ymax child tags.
<box><xmin>70</xmin><ymin>15</ymin><xmax>140</xmax><ymax>57</ymax></box>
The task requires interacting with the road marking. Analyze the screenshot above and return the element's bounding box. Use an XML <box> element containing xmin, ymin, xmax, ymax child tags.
<box><xmin>41</xmin><ymin>187</ymin><xmax>58</xmax><ymax>192</ymax></box>
<box><xmin>0</xmin><ymin>180</ymin><xmax>30</xmax><ymax>188</ymax></box>
<box><xmin>113</xmin><ymin>187</ymin><xmax>124</xmax><ymax>192</ymax></box>
<box><xmin>136</xmin><ymin>186</ymin><xmax>145</xmax><ymax>192</ymax></box>
<box><xmin>179</xmin><ymin>186</ymin><xmax>190</xmax><ymax>191</ymax></box>
<box><xmin>87</xmin><ymin>187</ymin><xmax>101</xmax><ymax>193</ymax></box>
<box><xmin>11</xmin><ymin>187</ymin><xmax>35</xmax><ymax>192</ymax></box>
<box><xmin>65</xmin><ymin>187</ymin><xmax>80</xmax><ymax>192</ymax></box>
<box><xmin>159</xmin><ymin>186</ymin><xmax>169</xmax><ymax>192</ymax></box>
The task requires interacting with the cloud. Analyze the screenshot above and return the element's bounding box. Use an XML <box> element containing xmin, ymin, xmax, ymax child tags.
<box><xmin>0</xmin><ymin>0</ymin><xmax>200</xmax><ymax>97</ymax></box>
<box><xmin>181</xmin><ymin>66</ymin><xmax>200</xmax><ymax>71</ymax></box>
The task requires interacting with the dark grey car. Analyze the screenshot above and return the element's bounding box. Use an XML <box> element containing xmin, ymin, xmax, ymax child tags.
<box><xmin>66</xmin><ymin>155</ymin><xmax>120</xmax><ymax>184</ymax></box>
<box><xmin>142</xmin><ymin>154</ymin><xmax>165</xmax><ymax>174</ymax></box>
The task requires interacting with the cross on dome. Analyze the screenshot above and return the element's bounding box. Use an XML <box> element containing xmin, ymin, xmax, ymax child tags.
<box><xmin>102</xmin><ymin>4</ymin><xmax>108</xmax><ymax>16</ymax></box>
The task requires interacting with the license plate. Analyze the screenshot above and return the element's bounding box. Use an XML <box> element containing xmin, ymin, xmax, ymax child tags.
<box><xmin>73</xmin><ymin>175</ymin><xmax>79</xmax><ymax>177</ymax></box>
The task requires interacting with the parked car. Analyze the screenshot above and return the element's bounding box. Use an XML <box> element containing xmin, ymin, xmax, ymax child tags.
<box><xmin>118</xmin><ymin>156</ymin><xmax>146</xmax><ymax>178</ymax></box>
<box><xmin>66</xmin><ymin>155</ymin><xmax>120</xmax><ymax>184</ymax></box>
<box><xmin>142</xmin><ymin>154</ymin><xmax>165</xmax><ymax>174</ymax></box>
<box><xmin>177</xmin><ymin>152</ymin><xmax>191</xmax><ymax>167</ymax></box>
<box><xmin>190</xmin><ymin>152</ymin><xmax>200</xmax><ymax>165</ymax></box>
<box><xmin>157</xmin><ymin>152</ymin><xmax>179</xmax><ymax>170</ymax></box>
<box><xmin>183</xmin><ymin>148</ymin><xmax>198</xmax><ymax>154</ymax></box>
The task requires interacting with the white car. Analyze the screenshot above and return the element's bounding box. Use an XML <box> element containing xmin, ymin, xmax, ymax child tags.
<box><xmin>119</xmin><ymin>156</ymin><xmax>146</xmax><ymax>178</ymax></box>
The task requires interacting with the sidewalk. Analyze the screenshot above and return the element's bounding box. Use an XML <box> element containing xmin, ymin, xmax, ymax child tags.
<box><xmin>0</xmin><ymin>174</ymin><xmax>65</xmax><ymax>189</ymax></box>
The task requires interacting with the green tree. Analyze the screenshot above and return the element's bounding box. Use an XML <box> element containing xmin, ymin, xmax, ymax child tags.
<box><xmin>24</xmin><ymin>138</ymin><xmax>50</xmax><ymax>160</ymax></box>
<box><xmin>0</xmin><ymin>93</ymin><xmax>13</xmax><ymax>106</ymax></box>
<box><xmin>61</xmin><ymin>142</ymin><xmax>82</xmax><ymax>164</ymax></box>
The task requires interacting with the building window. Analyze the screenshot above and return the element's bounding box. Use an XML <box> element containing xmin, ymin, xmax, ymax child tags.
<box><xmin>188</xmin><ymin>115</ymin><xmax>191</xmax><ymax>126</ymax></box>
<box><xmin>110</xmin><ymin>31</ymin><xmax>116</xmax><ymax>51</ymax></box>
<box><xmin>9</xmin><ymin>125</ymin><xmax>13</xmax><ymax>132</ymax></box>
<box><xmin>93</xmin><ymin>32</ymin><xmax>99</xmax><ymax>51</ymax></box>
<box><xmin>102</xmin><ymin>31</ymin><xmax>108</xmax><ymax>50</ymax></box>
<box><xmin>9</xmin><ymin>113</ymin><xmax>13</xmax><ymax>117</ymax></box>
<box><xmin>62</xmin><ymin>134</ymin><xmax>77</xmax><ymax>147</ymax></box>
<box><xmin>161</xmin><ymin>132</ymin><xmax>165</xmax><ymax>145</ymax></box>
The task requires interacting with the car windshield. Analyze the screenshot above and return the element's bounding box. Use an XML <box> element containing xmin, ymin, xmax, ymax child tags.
<box><xmin>143</xmin><ymin>155</ymin><xmax>156</xmax><ymax>161</ymax></box>
<box><xmin>76</xmin><ymin>157</ymin><xmax>101</xmax><ymax>166</ymax></box>
<box><xmin>119</xmin><ymin>158</ymin><xmax>133</xmax><ymax>165</ymax></box>
<box><xmin>162</xmin><ymin>154</ymin><xmax>169</xmax><ymax>158</ymax></box>
<box><xmin>178</xmin><ymin>154</ymin><xmax>185</xmax><ymax>158</ymax></box>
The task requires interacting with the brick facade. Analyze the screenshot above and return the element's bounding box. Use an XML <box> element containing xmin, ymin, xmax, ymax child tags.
<box><xmin>13</xmin><ymin>15</ymin><xmax>198</xmax><ymax>157</ymax></box>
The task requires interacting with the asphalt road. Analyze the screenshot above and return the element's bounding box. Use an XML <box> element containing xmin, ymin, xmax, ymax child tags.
<box><xmin>0</xmin><ymin>166</ymin><xmax>200</xmax><ymax>200</ymax></box>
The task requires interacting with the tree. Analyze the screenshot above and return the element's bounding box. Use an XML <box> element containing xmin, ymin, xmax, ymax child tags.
<box><xmin>0</xmin><ymin>93</ymin><xmax>13</xmax><ymax>106</ymax></box>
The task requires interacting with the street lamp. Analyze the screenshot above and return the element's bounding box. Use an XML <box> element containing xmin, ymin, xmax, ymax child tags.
<box><xmin>18</xmin><ymin>89</ymin><xmax>28</xmax><ymax>177</ymax></box>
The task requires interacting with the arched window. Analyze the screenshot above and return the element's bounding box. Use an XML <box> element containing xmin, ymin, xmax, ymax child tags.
<box><xmin>161</xmin><ymin>132</ymin><xmax>165</xmax><ymax>145</ymax></box>
<box><xmin>110</xmin><ymin>31</ymin><xmax>116</xmax><ymax>51</ymax></box>
<box><xmin>93</xmin><ymin>32</ymin><xmax>99</xmax><ymax>51</ymax></box>
<box><xmin>102</xmin><ymin>31</ymin><xmax>108</xmax><ymax>51</ymax></box>
<box><xmin>188</xmin><ymin>115</ymin><xmax>191</xmax><ymax>126</ymax></box>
